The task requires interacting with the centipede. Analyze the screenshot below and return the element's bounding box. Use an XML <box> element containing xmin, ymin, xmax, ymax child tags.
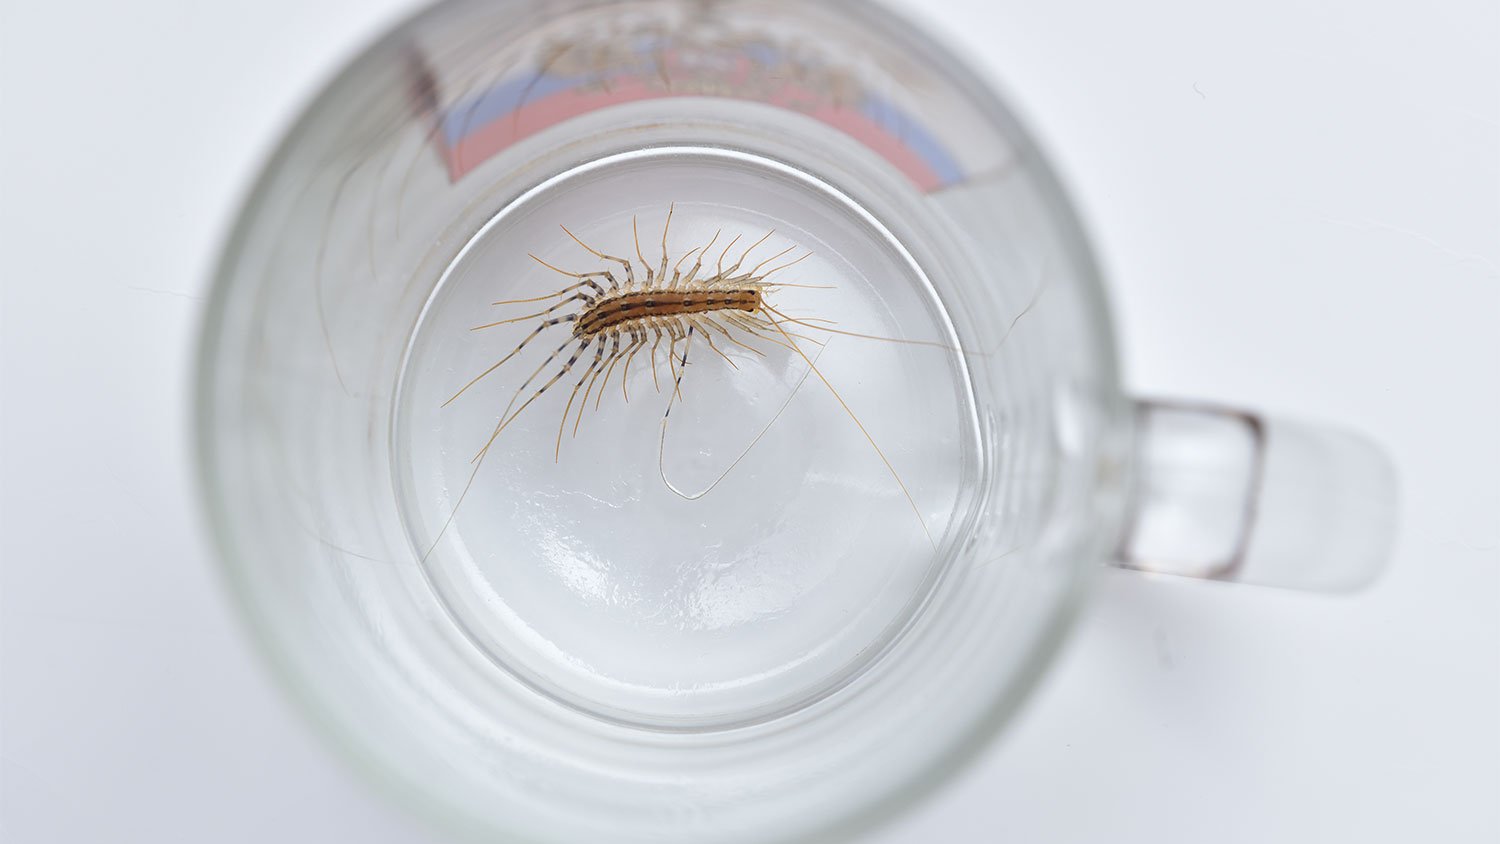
<box><xmin>434</xmin><ymin>204</ymin><xmax>950</xmax><ymax>556</ymax></box>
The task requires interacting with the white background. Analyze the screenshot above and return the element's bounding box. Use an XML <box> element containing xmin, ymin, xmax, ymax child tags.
<box><xmin>2</xmin><ymin>0</ymin><xmax>1496</xmax><ymax>841</ymax></box>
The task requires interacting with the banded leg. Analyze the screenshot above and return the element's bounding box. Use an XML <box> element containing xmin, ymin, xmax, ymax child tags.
<box><xmin>735</xmin><ymin>311</ymin><xmax>826</xmax><ymax>347</ymax></box>
<box><xmin>593</xmin><ymin>330</ymin><xmax>630</xmax><ymax>410</ymax></box>
<box><xmin>664</xmin><ymin>325</ymin><xmax>697</xmax><ymax>419</ymax></box>
<box><xmin>666</xmin><ymin>321</ymin><xmax>688</xmax><ymax>396</ymax></box>
<box><xmin>490</xmin><ymin>279</ymin><xmax>600</xmax><ymax>306</ymax></box>
<box><xmin>527</xmin><ymin>254</ymin><xmax>614</xmax><ymax>295</ymax></box>
<box><xmin>555</xmin><ymin>340</ymin><xmax>606</xmax><ymax>460</ymax></box>
<box><xmin>472</xmin><ymin>336</ymin><xmax>594</xmax><ymax>463</ymax></box>
<box><xmin>444</xmin><ymin>315</ymin><xmax>577</xmax><ymax>407</ymax></box>
<box><xmin>471</xmin><ymin>293</ymin><xmax>591</xmax><ymax>331</ymax></box>
<box><xmin>575</xmin><ymin>330</ymin><xmax>620</xmax><ymax>435</ymax></box>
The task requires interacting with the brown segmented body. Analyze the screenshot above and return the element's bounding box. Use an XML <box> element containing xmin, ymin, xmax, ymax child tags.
<box><xmin>574</xmin><ymin>288</ymin><xmax>763</xmax><ymax>338</ymax></box>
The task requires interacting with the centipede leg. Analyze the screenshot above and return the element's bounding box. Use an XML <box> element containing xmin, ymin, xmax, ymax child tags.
<box><xmin>690</xmin><ymin>318</ymin><xmax>739</xmax><ymax>369</ymax></box>
<box><xmin>556</xmin><ymin>340</ymin><xmax>605</xmax><ymax>459</ymax></box>
<box><xmin>527</xmin><ymin>255</ymin><xmax>613</xmax><ymax>296</ymax></box>
<box><xmin>471</xmin><ymin>292</ymin><xmax>591</xmax><ymax>330</ymax></box>
<box><xmin>575</xmin><ymin>330</ymin><xmax>619</xmax><ymax>435</ymax></box>
<box><xmin>701</xmin><ymin>313</ymin><xmax>769</xmax><ymax>358</ymax></box>
<box><xmin>721</xmin><ymin>313</ymin><xmax>798</xmax><ymax>353</ymax></box>
<box><xmin>444</xmin><ymin>315</ymin><xmax>577</xmax><ymax>407</ymax></box>
<box><xmin>472</xmin><ymin>336</ymin><xmax>594</xmax><ymax>464</ymax></box>
<box><xmin>745</xmin><ymin>245</ymin><xmax>795</xmax><ymax>278</ymax></box>
<box><xmin>658</xmin><ymin>203</ymin><xmax>674</xmax><ymax>281</ymax></box>
<box><xmin>715</xmin><ymin>234</ymin><xmax>742</xmax><ymax>278</ymax></box>
<box><xmin>632</xmin><ymin>216</ymin><xmax>654</xmax><ymax>286</ymax></box>
<box><xmin>649</xmin><ymin>322</ymin><xmax>667</xmax><ymax>392</ymax></box>
<box><xmin>680</xmin><ymin>230</ymin><xmax>721</xmax><ymax>286</ymax></box>
<box><xmin>592</xmin><ymin>331</ymin><xmax>626</xmax><ymax>411</ymax></box>
<box><xmin>666</xmin><ymin>325</ymin><xmax>696</xmax><ymax>411</ymax></box>
<box><xmin>490</xmin><ymin>279</ymin><xmax>599</xmax><ymax>307</ymax></box>
<box><xmin>735</xmin><ymin>311</ymin><xmax>826</xmax><ymax>347</ymax></box>
<box><xmin>758</xmin><ymin>251</ymin><xmax>812</xmax><ymax>279</ymax></box>
<box><xmin>620</xmin><ymin>327</ymin><xmax>650</xmax><ymax>402</ymax></box>
<box><xmin>658</xmin><ymin>337</ymin><xmax>826</xmax><ymax>502</ymax></box>
<box><xmin>720</xmin><ymin>228</ymin><xmax>774</xmax><ymax>279</ymax></box>
<box><xmin>666</xmin><ymin>322</ymin><xmax>687</xmax><ymax>395</ymax></box>
<box><xmin>756</xmin><ymin>307</ymin><xmax>935</xmax><ymax>549</ymax></box>
<box><xmin>562</xmin><ymin>225</ymin><xmax>636</xmax><ymax>287</ymax></box>
<box><xmin>669</xmin><ymin>245</ymin><xmax>704</xmax><ymax>289</ymax></box>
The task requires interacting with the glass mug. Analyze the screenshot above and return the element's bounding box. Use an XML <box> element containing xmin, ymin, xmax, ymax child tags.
<box><xmin>195</xmin><ymin>0</ymin><xmax>1396</xmax><ymax>841</ymax></box>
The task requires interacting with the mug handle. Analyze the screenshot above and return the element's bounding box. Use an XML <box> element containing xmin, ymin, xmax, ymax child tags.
<box><xmin>1114</xmin><ymin>400</ymin><xmax>1398</xmax><ymax>591</ymax></box>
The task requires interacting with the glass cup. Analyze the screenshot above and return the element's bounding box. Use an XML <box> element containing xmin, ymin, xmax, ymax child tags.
<box><xmin>195</xmin><ymin>0</ymin><xmax>1398</xmax><ymax>840</ymax></box>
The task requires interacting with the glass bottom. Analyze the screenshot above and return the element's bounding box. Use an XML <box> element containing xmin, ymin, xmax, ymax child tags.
<box><xmin>393</xmin><ymin>147</ymin><xmax>978</xmax><ymax>729</ymax></box>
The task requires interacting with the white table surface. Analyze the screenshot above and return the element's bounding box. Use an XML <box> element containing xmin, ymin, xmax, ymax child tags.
<box><xmin>2</xmin><ymin>0</ymin><xmax>1496</xmax><ymax>841</ymax></box>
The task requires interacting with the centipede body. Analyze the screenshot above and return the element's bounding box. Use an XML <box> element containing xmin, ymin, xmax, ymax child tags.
<box><xmin>435</xmin><ymin>206</ymin><xmax>939</xmax><ymax>553</ymax></box>
<box><xmin>575</xmin><ymin>288</ymin><xmax>763</xmax><ymax>337</ymax></box>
